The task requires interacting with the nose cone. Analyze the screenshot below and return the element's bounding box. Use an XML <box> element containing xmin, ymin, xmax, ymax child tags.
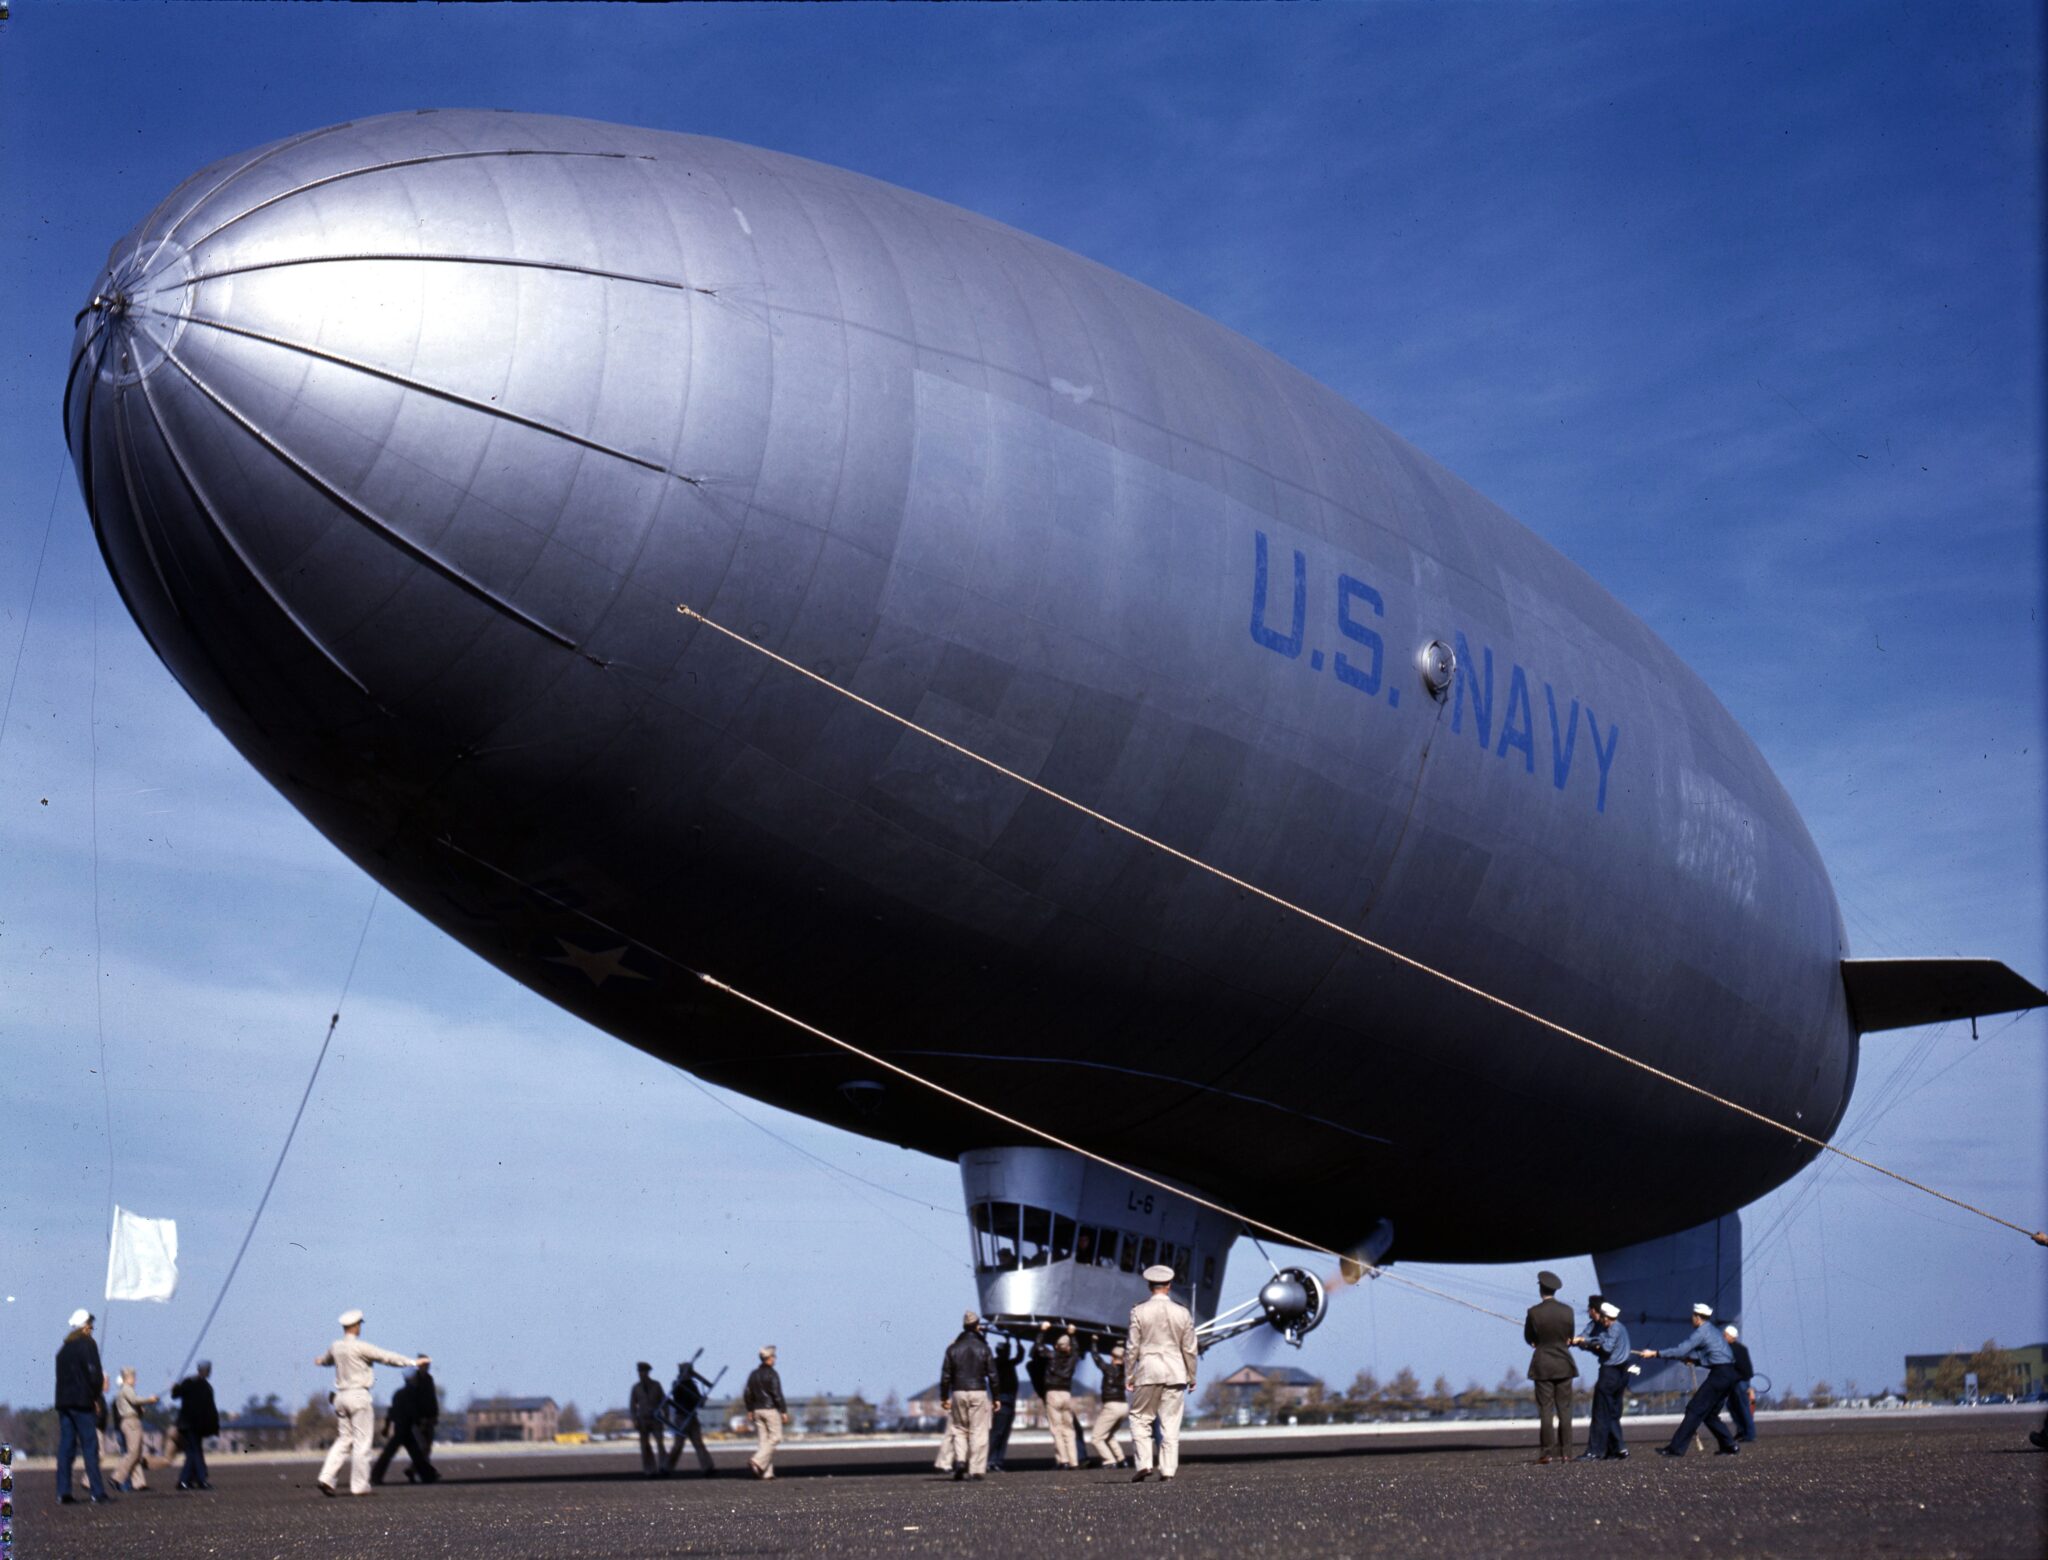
<box><xmin>64</xmin><ymin>111</ymin><xmax>709</xmax><ymax>792</ymax></box>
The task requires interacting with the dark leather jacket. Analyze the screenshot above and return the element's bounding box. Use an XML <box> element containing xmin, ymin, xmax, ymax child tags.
<box><xmin>1092</xmin><ymin>1351</ymin><xmax>1126</xmax><ymax>1403</ymax></box>
<box><xmin>940</xmin><ymin>1329</ymin><xmax>995</xmax><ymax>1397</ymax></box>
<box><xmin>54</xmin><ymin>1331</ymin><xmax>103</xmax><ymax>1413</ymax></box>
<box><xmin>743</xmin><ymin>1364</ymin><xmax>787</xmax><ymax>1414</ymax></box>
<box><xmin>1035</xmin><ymin>1342</ymin><xmax>1078</xmax><ymax>1392</ymax></box>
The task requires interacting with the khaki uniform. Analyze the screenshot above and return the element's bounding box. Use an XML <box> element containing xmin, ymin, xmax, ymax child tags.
<box><xmin>946</xmin><ymin>1390</ymin><xmax>993</xmax><ymax>1476</ymax></box>
<box><xmin>111</xmin><ymin>1383</ymin><xmax>151</xmax><ymax>1490</ymax></box>
<box><xmin>750</xmin><ymin>1409</ymin><xmax>783</xmax><ymax>1476</ymax></box>
<box><xmin>1126</xmin><ymin>1291</ymin><xmax>1198</xmax><ymax>1478</ymax></box>
<box><xmin>1087</xmin><ymin>1399</ymin><xmax>1131</xmax><ymax>1465</ymax></box>
<box><xmin>316</xmin><ymin>1335</ymin><xmax>418</xmax><ymax>1495</ymax></box>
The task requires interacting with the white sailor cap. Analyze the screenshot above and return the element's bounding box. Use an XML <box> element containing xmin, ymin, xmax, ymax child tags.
<box><xmin>1599</xmin><ymin>1302</ymin><xmax>1621</xmax><ymax>1320</ymax></box>
<box><xmin>339</xmin><ymin>1308</ymin><xmax>364</xmax><ymax>1327</ymax></box>
<box><xmin>1723</xmin><ymin>1324</ymin><xmax>1739</xmax><ymax>1340</ymax></box>
<box><xmin>68</xmin><ymin>1308</ymin><xmax>93</xmax><ymax>1330</ymax></box>
<box><xmin>1691</xmin><ymin>1302</ymin><xmax>1713</xmax><ymax>1316</ymax></box>
<box><xmin>1142</xmin><ymin>1264</ymin><xmax>1175</xmax><ymax>1284</ymax></box>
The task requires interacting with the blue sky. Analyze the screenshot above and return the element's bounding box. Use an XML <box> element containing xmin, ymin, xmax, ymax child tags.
<box><xmin>2</xmin><ymin>4</ymin><xmax>2041</xmax><ymax>1421</ymax></box>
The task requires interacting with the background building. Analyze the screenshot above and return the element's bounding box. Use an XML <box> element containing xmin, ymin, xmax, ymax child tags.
<box><xmin>465</xmin><ymin>1396</ymin><xmax>560</xmax><ymax>1443</ymax></box>
<box><xmin>1903</xmin><ymin>1342</ymin><xmax>2045</xmax><ymax>1402</ymax></box>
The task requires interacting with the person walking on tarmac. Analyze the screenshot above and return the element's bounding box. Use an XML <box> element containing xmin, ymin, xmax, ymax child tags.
<box><xmin>630</xmin><ymin>1362</ymin><xmax>668</xmax><ymax>1477</ymax></box>
<box><xmin>1524</xmin><ymin>1270</ymin><xmax>1578</xmax><ymax>1463</ymax></box>
<box><xmin>1724</xmin><ymin>1326</ymin><xmax>1758</xmax><ymax>1442</ymax></box>
<box><xmin>1127</xmin><ymin>1264</ymin><xmax>1198</xmax><ymax>1484</ymax></box>
<box><xmin>744</xmin><ymin>1346</ymin><xmax>788</xmax><ymax>1479</ymax></box>
<box><xmin>1034</xmin><ymin>1324</ymin><xmax>1082</xmax><ymax>1468</ymax></box>
<box><xmin>315</xmin><ymin>1310</ymin><xmax>428</xmax><ymax>1497</ymax></box>
<box><xmin>1570</xmin><ymin>1300</ymin><xmax>1633</xmax><ymax>1460</ymax></box>
<box><xmin>369</xmin><ymin>1367</ymin><xmax>439</xmax><ymax>1486</ymax></box>
<box><xmin>940</xmin><ymin>1311</ymin><xmax>997</xmax><ymax>1481</ymax></box>
<box><xmin>1086</xmin><ymin>1343</ymin><xmax>1132</xmax><ymax>1468</ymax></box>
<box><xmin>988</xmin><ymin>1336</ymin><xmax>1023</xmax><ymax>1472</ymax></box>
<box><xmin>111</xmin><ymin>1367</ymin><xmax>159</xmax><ymax>1492</ymax></box>
<box><xmin>169</xmin><ymin>1360</ymin><xmax>220</xmax><ymax>1491</ymax></box>
<box><xmin>1639</xmin><ymin>1302</ymin><xmax>1740</xmax><ymax>1457</ymax></box>
<box><xmin>53</xmin><ymin>1308</ymin><xmax>110</xmax><ymax>1505</ymax></box>
<box><xmin>663</xmin><ymin>1358</ymin><xmax>718</xmax><ymax>1477</ymax></box>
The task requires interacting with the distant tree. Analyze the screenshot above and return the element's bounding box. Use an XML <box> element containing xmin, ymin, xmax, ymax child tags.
<box><xmin>240</xmin><ymin>1392</ymin><xmax>286</xmax><ymax>1418</ymax></box>
<box><xmin>1345</xmin><ymin>1369</ymin><xmax>1382</xmax><ymax>1420</ymax></box>
<box><xmin>1775</xmin><ymin>1389</ymin><xmax>1805</xmax><ymax>1411</ymax></box>
<box><xmin>1424</xmin><ymin>1375</ymin><xmax>1454</xmax><ymax>1416</ymax></box>
<box><xmin>293</xmin><ymin>1391</ymin><xmax>332</xmax><ymax>1448</ymax></box>
<box><xmin>1842</xmin><ymin>1379</ymin><xmax>1859</xmax><ymax>1405</ymax></box>
<box><xmin>803</xmin><ymin>1394</ymin><xmax>833</xmax><ymax>1434</ymax></box>
<box><xmin>1966</xmin><ymin>1340</ymin><xmax>2017</xmax><ymax>1398</ymax></box>
<box><xmin>0</xmin><ymin>1404</ymin><xmax>61</xmax><ymax>1456</ymax></box>
<box><xmin>880</xmin><ymin>1390</ymin><xmax>903</xmax><ymax>1431</ymax></box>
<box><xmin>846</xmin><ymin>1394</ymin><xmax>877</xmax><ymax>1435</ymax></box>
<box><xmin>1809</xmin><ymin>1380</ymin><xmax>1834</xmax><ymax>1408</ymax></box>
<box><xmin>1930</xmin><ymin>1355</ymin><xmax>1967</xmax><ymax>1402</ymax></box>
<box><xmin>1455</xmin><ymin>1378</ymin><xmax>1491</xmax><ymax>1415</ymax></box>
<box><xmin>1385</xmin><ymin>1367</ymin><xmax>1421</xmax><ymax>1412</ymax></box>
<box><xmin>1251</xmin><ymin>1375</ymin><xmax>1288</xmax><ymax>1424</ymax></box>
<box><xmin>1198</xmin><ymin>1381</ymin><xmax>1227</xmax><ymax>1418</ymax></box>
<box><xmin>558</xmin><ymin>1402</ymin><xmax>585</xmax><ymax>1435</ymax></box>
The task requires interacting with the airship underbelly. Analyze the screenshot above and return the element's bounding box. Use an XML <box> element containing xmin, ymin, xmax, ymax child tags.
<box><xmin>68</xmin><ymin>111</ymin><xmax>1856</xmax><ymax>1260</ymax></box>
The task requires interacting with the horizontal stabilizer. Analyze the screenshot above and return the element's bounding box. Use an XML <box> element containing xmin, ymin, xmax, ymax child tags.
<box><xmin>1841</xmin><ymin>958</ymin><xmax>2046</xmax><ymax>1033</ymax></box>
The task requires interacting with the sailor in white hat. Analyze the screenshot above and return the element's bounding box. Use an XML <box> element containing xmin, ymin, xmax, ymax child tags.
<box><xmin>1636</xmin><ymin>1303</ymin><xmax>1740</xmax><ymax>1457</ymax></box>
<box><xmin>1126</xmin><ymin>1264</ymin><xmax>1197</xmax><ymax>1483</ymax></box>
<box><xmin>1570</xmin><ymin>1299</ymin><xmax>1633</xmax><ymax>1460</ymax></box>
<box><xmin>314</xmin><ymin>1309</ymin><xmax>429</xmax><ymax>1496</ymax></box>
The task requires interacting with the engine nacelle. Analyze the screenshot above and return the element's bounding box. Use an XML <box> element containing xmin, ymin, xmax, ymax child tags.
<box><xmin>1258</xmin><ymin>1266</ymin><xmax>1328</xmax><ymax>1346</ymax></box>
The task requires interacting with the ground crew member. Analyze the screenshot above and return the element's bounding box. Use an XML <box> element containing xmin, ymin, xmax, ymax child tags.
<box><xmin>369</xmin><ymin>1367</ymin><xmax>439</xmax><ymax>1485</ymax></box>
<box><xmin>663</xmin><ymin>1358</ymin><xmax>719</xmax><ymax>1476</ymax></box>
<box><xmin>1035</xmin><ymin>1325</ymin><xmax>1082</xmax><ymax>1467</ymax></box>
<box><xmin>744</xmin><ymin>1346</ymin><xmax>787</xmax><ymax>1479</ymax></box>
<box><xmin>315</xmin><ymin>1309</ymin><xmax>427</xmax><ymax>1496</ymax></box>
<box><xmin>989</xmin><ymin>1337</ymin><xmax>1022</xmax><ymax>1472</ymax></box>
<box><xmin>53</xmin><ymin>1308</ymin><xmax>110</xmax><ymax>1504</ymax></box>
<box><xmin>1127</xmin><ymin>1264</ymin><xmax>1197</xmax><ymax>1483</ymax></box>
<box><xmin>111</xmin><ymin>1367</ymin><xmax>158</xmax><ymax>1492</ymax></box>
<box><xmin>1639</xmin><ymin>1302</ymin><xmax>1740</xmax><ymax>1457</ymax></box>
<box><xmin>169</xmin><ymin>1360</ymin><xmax>219</xmax><ymax>1491</ymax></box>
<box><xmin>631</xmin><ymin>1362</ymin><xmax>667</xmax><ymax>1476</ymax></box>
<box><xmin>1571</xmin><ymin>1300</ymin><xmax>1632</xmax><ymax>1460</ymax></box>
<box><xmin>1087</xmin><ymin>1343</ymin><xmax>1132</xmax><ymax>1467</ymax></box>
<box><xmin>1724</xmin><ymin>1325</ymin><xmax>1757</xmax><ymax>1442</ymax></box>
<box><xmin>1524</xmin><ymin>1270</ymin><xmax>1577</xmax><ymax>1463</ymax></box>
<box><xmin>940</xmin><ymin>1310</ymin><xmax>996</xmax><ymax>1481</ymax></box>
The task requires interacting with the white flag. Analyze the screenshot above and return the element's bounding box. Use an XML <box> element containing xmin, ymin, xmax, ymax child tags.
<box><xmin>104</xmin><ymin>1206</ymin><xmax>179</xmax><ymax>1303</ymax></box>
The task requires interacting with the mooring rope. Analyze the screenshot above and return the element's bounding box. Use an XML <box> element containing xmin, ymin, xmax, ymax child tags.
<box><xmin>675</xmin><ymin>602</ymin><xmax>2046</xmax><ymax>1250</ymax></box>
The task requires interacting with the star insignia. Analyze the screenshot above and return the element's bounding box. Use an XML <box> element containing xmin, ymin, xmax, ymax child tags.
<box><xmin>545</xmin><ymin>938</ymin><xmax>650</xmax><ymax>988</ymax></box>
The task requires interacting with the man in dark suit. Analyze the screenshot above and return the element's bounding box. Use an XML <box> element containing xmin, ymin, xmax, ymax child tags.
<box><xmin>1723</xmin><ymin>1326</ymin><xmax>1757</xmax><ymax>1442</ymax></box>
<box><xmin>169</xmin><ymin>1361</ymin><xmax>219</xmax><ymax>1491</ymax></box>
<box><xmin>370</xmin><ymin>1368</ymin><xmax>440</xmax><ymax>1485</ymax></box>
<box><xmin>1524</xmin><ymin>1270</ymin><xmax>1578</xmax><ymax>1463</ymax></box>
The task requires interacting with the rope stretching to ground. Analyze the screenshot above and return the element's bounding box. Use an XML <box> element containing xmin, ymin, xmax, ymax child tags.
<box><xmin>676</xmin><ymin>602</ymin><xmax>2046</xmax><ymax>1250</ymax></box>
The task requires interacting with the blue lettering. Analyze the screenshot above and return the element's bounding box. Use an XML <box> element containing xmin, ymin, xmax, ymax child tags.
<box><xmin>1585</xmin><ymin>706</ymin><xmax>1620</xmax><ymax>814</ymax></box>
<box><xmin>1334</xmin><ymin>574</ymin><xmax>1385</xmax><ymax>695</ymax></box>
<box><xmin>1250</xmin><ymin>531</ymin><xmax>1306</xmax><ymax>659</ymax></box>
<box><xmin>1544</xmin><ymin>683</ymin><xmax>1580</xmax><ymax>792</ymax></box>
<box><xmin>1496</xmin><ymin>663</ymin><xmax>1535</xmax><ymax>773</ymax></box>
<box><xmin>1450</xmin><ymin>631</ymin><xmax>1493</xmax><ymax>748</ymax></box>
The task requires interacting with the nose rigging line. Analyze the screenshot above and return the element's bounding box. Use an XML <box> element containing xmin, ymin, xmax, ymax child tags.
<box><xmin>179</xmin><ymin>250</ymin><xmax>724</xmax><ymax>301</ymax></box>
<box><xmin>163</xmin><ymin>308</ymin><xmax>691</xmax><ymax>481</ymax></box>
<box><xmin>672</xmin><ymin>601</ymin><xmax>2048</xmax><ymax>1251</ymax></box>
<box><xmin>180</xmin><ymin>148</ymin><xmax>659</xmax><ymax>255</ymax></box>
<box><xmin>154</xmin><ymin>343</ymin><xmax>586</xmax><ymax>657</ymax></box>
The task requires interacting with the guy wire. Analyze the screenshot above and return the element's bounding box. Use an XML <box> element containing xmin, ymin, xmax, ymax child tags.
<box><xmin>675</xmin><ymin>601</ymin><xmax>2046</xmax><ymax>1250</ymax></box>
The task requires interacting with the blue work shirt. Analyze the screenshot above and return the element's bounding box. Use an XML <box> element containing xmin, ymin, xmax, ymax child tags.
<box><xmin>1577</xmin><ymin>1318</ymin><xmax>1631</xmax><ymax>1365</ymax></box>
<box><xmin>1658</xmin><ymin>1321</ymin><xmax>1733</xmax><ymax>1367</ymax></box>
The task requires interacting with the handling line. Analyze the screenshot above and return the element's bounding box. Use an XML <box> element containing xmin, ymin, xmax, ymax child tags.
<box><xmin>676</xmin><ymin>602</ymin><xmax>2046</xmax><ymax>1251</ymax></box>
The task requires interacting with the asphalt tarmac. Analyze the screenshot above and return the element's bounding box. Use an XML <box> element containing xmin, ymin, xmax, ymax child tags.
<box><xmin>11</xmin><ymin>1412</ymin><xmax>2044</xmax><ymax>1558</ymax></box>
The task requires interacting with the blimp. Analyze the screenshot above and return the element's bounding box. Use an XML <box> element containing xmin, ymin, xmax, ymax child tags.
<box><xmin>66</xmin><ymin>110</ymin><xmax>2042</xmax><ymax>1355</ymax></box>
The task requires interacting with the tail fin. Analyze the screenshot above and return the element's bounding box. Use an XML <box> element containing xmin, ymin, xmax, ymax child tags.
<box><xmin>1841</xmin><ymin>958</ymin><xmax>2045</xmax><ymax>1033</ymax></box>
